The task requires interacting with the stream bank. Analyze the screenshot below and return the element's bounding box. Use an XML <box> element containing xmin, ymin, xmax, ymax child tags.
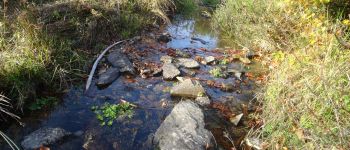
<box><xmin>0</xmin><ymin>13</ymin><xmax>265</xmax><ymax>150</ymax></box>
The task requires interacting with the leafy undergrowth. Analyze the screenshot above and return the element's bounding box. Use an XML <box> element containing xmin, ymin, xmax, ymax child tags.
<box><xmin>0</xmin><ymin>0</ymin><xmax>175</xmax><ymax>109</ymax></box>
<box><xmin>214</xmin><ymin>0</ymin><xmax>350</xmax><ymax>149</ymax></box>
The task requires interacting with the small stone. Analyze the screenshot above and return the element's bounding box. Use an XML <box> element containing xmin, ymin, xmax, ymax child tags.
<box><xmin>221</xmin><ymin>83</ymin><xmax>235</xmax><ymax>91</ymax></box>
<box><xmin>230</xmin><ymin>113</ymin><xmax>243</xmax><ymax>126</ymax></box>
<box><xmin>158</xmin><ymin>33</ymin><xmax>171</xmax><ymax>43</ymax></box>
<box><xmin>178</xmin><ymin>58</ymin><xmax>200</xmax><ymax>69</ymax></box>
<box><xmin>245</xmin><ymin>138</ymin><xmax>262</xmax><ymax>150</ymax></box>
<box><xmin>195</xmin><ymin>96</ymin><xmax>211</xmax><ymax>106</ymax></box>
<box><xmin>246</xmin><ymin>51</ymin><xmax>256</xmax><ymax>59</ymax></box>
<box><xmin>133</xmin><ymin>36</ymin><xmax>142</xmax><ymax>41</ymax></box>
<box><xmin>180</xmin><ymin>68</ymin><xmax>196</xmax><ymax>76</ymax></box>
<box><xmin>170</xmin><ymin>79</ymin><xmax>205</xmax><ymax>98</ymax></box>
<box><xmin>160</xmin><ymin>55</ymin><xmax>173</xmax><ymax>63</ymax></box>
<box><xmin>96</xmin><ymin>67</ymin><xmax>120</xmax><ymax>87</ymax></box>
<box><xmin>239</xmin><ymin>57</ymin><xmax>251</xmax><ymax>64</ymax></box>
<box><xmin>162</xmin><ymin>63</ymin><xmax>180</xmax><ymax>80</ymax></box>
<box><xmin>175</xmin><ymin>49</ymin><xmax>191</xmax><ymax>58</ymax></box>
<box><xmin>204</xmin><ymin>56</ymin><xmax>215</xmax><ymax>64</ymax></box>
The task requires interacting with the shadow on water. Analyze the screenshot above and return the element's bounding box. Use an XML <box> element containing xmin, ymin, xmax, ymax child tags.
<box><xmin>0</xmin><ymin>11</ymin><xmax>262</xmax><ymax>150</ymax></box>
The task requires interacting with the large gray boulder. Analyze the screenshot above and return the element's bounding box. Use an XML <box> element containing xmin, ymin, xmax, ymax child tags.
<box><xmin>96</xmin><ymin>67</ymin><xmax>120</xmax><ymax>87</ymax></box>
<box><xmin>170</xmin><ymin>79</ymin><xmax>205</xmax><ymax>98</ymax></box>
<box><xmin>162</xmin><ymin>63</ymin><xmax>181</xmax><ymax>80</ymax></box>
<box><xmin>154</xmin><ymin>100</ymin><xmax>212</xmax><ymax>150</ymax></box>
<box><xmin>21</xmin><ymin>127</ymin><xmax>71</xmax><ymax>150</ymax></box>
<box><xmin>107</xmin><ymin>51</ymin><xmax>135</xmax><ymax>75</ymax></box>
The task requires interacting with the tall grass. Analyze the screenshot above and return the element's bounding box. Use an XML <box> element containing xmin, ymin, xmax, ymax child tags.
<box><xmin>212</xmin><ymin>0</ymin><xmax>282</xmax><ymax>51</ymax></box>
<box><xmin>214</xmin><ymin>0</ymin><xmax>350</xmax><ymax>149</ymax></box>
<box><xmin>0</xmin><ymin>0</ymin><xmax>175</xmax><ymax>108</ymax></box>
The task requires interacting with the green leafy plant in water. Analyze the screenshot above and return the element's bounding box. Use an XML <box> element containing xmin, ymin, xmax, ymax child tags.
<box><xmin>29</xmin><ymin>97</ymin><xmax>58</xmax><ymax>110</ymax></box>
<box><xmin>91</xmin><ymin>102</ymin><xmax>134</xmax><ymax>126</ymax></box>
<box><xmin>219</xmin><ymin>58</ymin><xmax>229</xmax><ymax>65</ymax></box>
<box><xmin>209</xmin><ymin>67</ymin><xmax>225</xmax><ymax>78</ymax></box>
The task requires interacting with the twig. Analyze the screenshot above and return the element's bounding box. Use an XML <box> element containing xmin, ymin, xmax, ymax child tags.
<box><xmin>85</xmin><ymin>40</ymin><xmax>126</xmax><ymax>91</ymax></box>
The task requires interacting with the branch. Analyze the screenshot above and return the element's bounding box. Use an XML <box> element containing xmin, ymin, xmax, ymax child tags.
<box><xmin>85</xmin><ymin>40</ymin><xmax>126</xmax><ymax>91</ymax></box>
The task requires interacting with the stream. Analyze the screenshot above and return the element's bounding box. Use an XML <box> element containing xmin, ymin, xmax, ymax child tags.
<box><xmin>1</xmin><ymin>14</ymin><xmax>263</xmax><ymax>150</ymax></box>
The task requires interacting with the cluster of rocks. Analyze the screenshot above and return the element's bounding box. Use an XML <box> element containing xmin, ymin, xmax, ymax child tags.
<box><xmin>96</xmin><ymin>49</ymin><xmax>135</xmax><ymax>87</ymax></box>
<box><xmin>152</xmin><ymin>53</ymin><xmax>218</xmax><ymax>150</ymax></box>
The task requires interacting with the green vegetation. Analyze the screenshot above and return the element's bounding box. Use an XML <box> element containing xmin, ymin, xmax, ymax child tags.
<box><xmin>91</xmin><ymin>102</ymin><xmax>135</xmax><ymax>126</ymax></box>
<box><xmin>213</xmin><ymin>0</ymin><xmax>280</xmax><ymax>51</ymax></box>
<box><xmin>174</xmin><ymin>0</ymin><xmax>199</xmax><ymax>14</ymax></box>
<box><xmin>213</xmin><ymin>0</ymin><xmax>350</xmax><ymax>148</ymax></box>
<box><xmin>0</xmin><ymin>0</ymin><xmax>175</xmax><ymax>109</ymax></box>
<box><xmin>209</xmin><ymin>67</ymin><xmax>224</xmax><ymax>78</ymax></box>
<box><xmin>28</xmin><ymin>97</ymin><xmax>58</xmax><ymax>110</ymax></box>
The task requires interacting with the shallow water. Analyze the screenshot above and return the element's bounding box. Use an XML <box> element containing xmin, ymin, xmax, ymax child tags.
<box><xmin>1</xmin><ymin>14</ymin><xmax>260</xmax><ymax>150</ymax></box>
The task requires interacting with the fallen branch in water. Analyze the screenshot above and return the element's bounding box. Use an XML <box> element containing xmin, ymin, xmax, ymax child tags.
<box><xmin>85</xmin><ymin>40</ymin><xmax>126</xmax><ymax>91</ymax></box>
<box><xmin>191</xmin><ymin>37</ymin><xmax>208</xmax><ymax>44</ymax></box>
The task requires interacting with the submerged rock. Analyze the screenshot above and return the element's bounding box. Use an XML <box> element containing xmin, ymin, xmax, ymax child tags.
<box><xmin>170</xmin><ymin>79</ymin><xmax>205</xmax><ymax>98</ymax></box>
<box><xmin>162</xmin><ymin>63</ymin><xmax>180</xmax><ymax>80</ymax></box>
<box><xmin>160</xmin><ymin>55</ymin><xmax>173</xmax><ymax>63</ymax></box>
<box><xmin>154</xmin><ymin>100</ymin><xmax>212</xmax><ymax>150</ymax></box>
<box><xmin>96</xmin><ymin>67</ymin><xmax>120</xmax><ymax>87</ymax></box>
<box><xmin>158</xmin><ymin>32</ymin><xmax>171</xmax><ymax>43</ymax></box>
<box><xmin>178</xmin><ymin>58</ymin><xmax>200</xmax><ymax>69</ymax></box>
<box><xmin>180</xmin><ymin>68</ymin><xmax>196</xmax><ymax>76</ymax></box>
<box><xmin>195</xmin><ymin>96</ymin><xmax>211</xmax><ymax>106</ymax></box>
<box><xmin>107</xmin><ymin>51</ymin><xmax>135</xmax><ymax>75</ymax></box>
<box><xmin>21</xmin><ymin>127</ymin><xmax>71</xmax><ymax>150</ymax></box>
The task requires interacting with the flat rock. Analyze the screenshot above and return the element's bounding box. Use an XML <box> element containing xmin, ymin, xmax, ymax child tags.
<box><xmin>170</xmin><ymin>79</ymin><xmax>205</xmax><ymax>98</ymax></box>
<box><xmin>195</xmin><ymin>96</ymin><xmax>211</xmax><ymax>106</ymax></box>
<box><xmin>162</xmin><ymin>63</ymin><xmax>180</xmax><ymax>80</ymax></box>
<box><xmin>204</xmin><ymin>56</ymin><xmax>215</xmax><ymax>64</ymax></box>
<box><xmin>178</xmin><ymin>58</ymin><xmax>200</xmax><ymax>69</ymax></box>
<box><xmin>160</xmin><ymin>55</ymin><xmax>173</xmax><ymax>63</ymax></box>
<box><xmin>154</xmin><ymin>100</ymin><xmax>212</xmax><ymax>150</ymax></box>
<box><xmin>96</xmin><ymin>67</ymin><xmax>120</xmax><ymax>87</ymax></box>
<box><xmin>107</xmin><ymin>51</ymin><xmax>135</xmax><ymax>75</ymax></box>
<box><xmin>21</xmin><ymin>127</ymin><xmax>71</xmax><ymax>150</ymax></box>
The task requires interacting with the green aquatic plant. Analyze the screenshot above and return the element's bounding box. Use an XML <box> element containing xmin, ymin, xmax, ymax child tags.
<box><xmin>209</xmin><ymin>67</ymin><xmax>225</xmax><ymax>78</ymax></box>
<box><xmin>91</xmin><ymin>102</ymin><xmax>135</xmax><ymax>126</ymax></box>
